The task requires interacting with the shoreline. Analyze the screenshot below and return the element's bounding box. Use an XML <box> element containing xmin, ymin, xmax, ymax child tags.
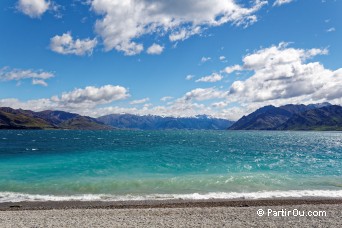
<box><xmin>2</xmin><ymin>199</ymin><xmax>342</xmax><ymax>227</ymax></box>
<box><xmin>1</xmin><ymin>198</ymin><xmax>342</xmax><ymax>211</ymax></box>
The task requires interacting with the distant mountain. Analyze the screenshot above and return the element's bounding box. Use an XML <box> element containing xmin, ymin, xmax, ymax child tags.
<box><xmin>0</xmin><ymin>107</ymin><xmax>111</xmax><ymax>130</ymax></box>
<box><xmin>228</xmin><ymin>103</ymin><xmax>342</xmax><ymax>131</ymax></box>
<box><xmin>97</xmin><ymin>114</ymin><xmax>234</xmax><ymax>130</ymax></box>
<box><xmin>32</xmin><ymin>110</ymin><xmax>79</xmax><ymax>125</ymax></box>
<box><xmin>227</xmin><ymin>105</ymin><xmax>293</xmax><ymax>130</ymax></box>
<box><xmin>0</xmin><ymin>107</ymin><xmax>56</xmax><ymax>129</ymax></box>
<box><xmin>58</xmin><ymin>116</ymin><xmax>112</xmax><ymax>130</ymax></box>
<box><xmin>278</xmin><ymin>105</ymin><xmax>342</xmax><ymax>131</ymax></box>
<box><xmin>0</xmin><ymin>107</ymin><xmax>233</xmax><ymax>130</ymax></box>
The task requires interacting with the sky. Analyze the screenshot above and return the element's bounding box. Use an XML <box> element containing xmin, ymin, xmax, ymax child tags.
<box><xmin>0</xmin><ymin>0</ymin><xmax>341</xmax><ymax>120</ymax></box>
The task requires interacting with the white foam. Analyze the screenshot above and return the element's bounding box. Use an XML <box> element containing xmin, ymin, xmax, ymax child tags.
<box><xmin>1</xmin><ymin>190</ymin><xmax>342</xmax><ymax>203</ymax></box>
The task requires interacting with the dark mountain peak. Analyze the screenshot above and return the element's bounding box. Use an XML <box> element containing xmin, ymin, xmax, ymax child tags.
<box><xmin>278</xmin><ymin>105</ymin><xmax>342</xmax><ymax>131</ymax></box>
<box><xmin>254</xmin><ymin>105</ymin><xmax>276</xmax><ymax>113</ymax></box>
<box><xmin>0</xmin><ymin>107</ymin><xmax>55</xmax><ymax>130</ymax></box>
<box><xmin>36</xmin><ymin>110</ymin><xmax>80</xmax><ymax>125</ymax></box>
<box><xmin>0</xmin><ymin>107</ymin><xmax>110</xmax><ymax>130</ymax></box>
<box><xmin>58</xmin><ymin>116</ymin><xmax>113</xmax><ymax>130</ymax></box>
<box><xmin>307</xmin><ymin>102</ymin><xmax>332</xmax><ymax>109</ymax></box>
<box><xmin>280</xmin><ymin>104</ymin><xmax>311</xmax><ymax>114</ymax></box>
<box><xmin>0</xmin><ymin>107</ymin><xmax>20</xmax><ymax>114</ymax></box>
<box><xmin>280</xmin><ymin>102</ymin><xmax>332</xmax><ymax>114</ymax></box>
<box><xmin>228</xmin><ymin>105</ymin><xmax>291</xmax><ymax>130</ymax></box>
<box><xmin>229</xmin><ymin>103</ymin><xmax>342</xmax><ymax>131</ymax></box>
<box><xmin>318</xmin><ymin>104</ymin><xmax>342</xmax><ymax>112</ymax></box>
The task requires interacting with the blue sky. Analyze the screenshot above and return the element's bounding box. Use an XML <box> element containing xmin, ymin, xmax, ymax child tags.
<box><xmin>0</xmin><ymin>0</ymin><xmax>341</xmax><ymax>120</ymax></box>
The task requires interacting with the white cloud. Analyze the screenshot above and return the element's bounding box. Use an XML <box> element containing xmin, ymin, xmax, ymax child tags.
<box><xmin>3</xmin><ymin>45</ymin><xmax>341</xmax><ymax>122</ymax></box>
<box><xmin>0</xmin><ymin>85</ymin><xmax>130</xmax><ymax>114</ymax></box>
<box><xmin>17</xmin><ymin>0</ymin><xmax>50</xmax><ymax>18</ymax></box>
<box><xmin>201</xmin><ymin>57</ymin><xmax>211</xmax><ymax>63</ymax></box>
<box><xmin>130</xmin><ymin>98</ymin><xmax>150</xmax><ymax>105</ymax></box>
<box><xmin>183</xmin><ymin>87</ymin><xmax>228</xmax><ymax>101</ymax></box>
<box><xmin>240</xmin><ymin>42</ymin><xmax>328</xmax><ymax>71</ymax></box>
<box><xmin>160</xmin><ymin>96</ymin><xmax>173</xmax><ymax>102</ymax></box>
<box><xmin>224</xmin><ymin>43</ymin><xmax>341</xmax><ymax>110</ymax></box>
<box><xmin>0</xmin><ymin>67</ymin><xmax>54</xmax><ymax>86</ymax></box>
<box><xmin>211</xmin><ymin>101</ymin><xmax>228</xmax><ymax>108</ymax></box>
<box><xmin>0</xmin><ymin>98</ymin><xmax>55</xmax><ymax>111</ymax></box>
<box><xmin>196</xmin><ymin>73</ymin><xmax>223</xmax><ymax>82</ymax></box>
<box><xmin>125</xmin><ymin>43</ymin><xmax>340</xmax><ymax>120</ymax></box>
<box><xmin>56</xmin><ymin>85</ymin><xmax>129</xmax><ymax>105</ymax></box>
<box><xmin>326</xmin><ymin>27</ymin><xmax>336</xmax><ymax>32</ymax></box>
<box><xmin>50</xmin><ymin>32</ymin><xmax>97</xmax><ymax>56</ymax></box>
<box><xmin>219</xmin><ymin>56</ymin><xmax>226</xmax><ymax>61</ymax></box>
<box><xmin>32</xmin><ymin>79</ymin><xmax>48</xmax><ymax>86</ymax></box>
<box><xmin>224</xmin><ymin>65</ymin><xmax>243</xmax><ymax>74</ymax></box>
<box><xmin>146</xmin><ymin>44</ymin><xmax>164</xmax><ymax>55</ymax></box>
<box><xmin>91</xmin><ymin>0</ymin><xmax>267</xmax><ymax>55</ymax></box>
<box><xmin>185</xmin><ymin>75</ymin><xmax>195</xmax><ymax>80</ymax></box>
<box><xmin>0</xmin><ymin>88</ymin><xmax>222</xmax><ymax>119</ymax></box>
<box><xmin>273</xmin><ymin>0</ymin><xmax>293</xmax><ymax>7</ymax></box>
<box><xmin>169</xmin><ymin>27</ymin><xmax>202</xmax><ymax>42</ymax></box>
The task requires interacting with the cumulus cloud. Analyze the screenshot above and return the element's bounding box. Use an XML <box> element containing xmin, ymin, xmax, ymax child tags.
<box><xmin>4</xmin><ymin>43</ymin><xmax>341</xmax><ymax>121</ymax></box>
<box><xmin>123</xmin><ymin>43</ymin><xmax>339</xmax><ymax>120</ymax></box>
<box><xmin>17</xmin><ymin>0</ymin><xmax>50</xmax><ymax>18</ymax></box>
<box><xmin>91</xmin><ymin>0</ymin><xmax>267</xmax><ymax>55</ymax></box>
<box><xmin>0</xmin><ymin>85</ymin><xmax>130</xmax><ymax>114</ymax></box>
<box><xmin>0</xmin><ymin>87</ymin><xmax>223</xmax><ymax>119</ymax></box>
<box><xmin>146</xmin><ymin>44</ymin><xmax>164</xmax><ymax>55</ymax></box>
<box><xmin>211</xmin><ymin>101</ymin><xmax>228</xmax><ymax>108</ymax></box>
<box><xmin>0</xmin><ymin>67</ymin><xmax>54</xmax><ymax>86</ymax></box>
<box><xmin>183</xmin><ymin>87</ymin><xmax>228</xmax><ymax>101</ymax></box>
<box><xmin>0</xmin><ymin>98</ymin><xmax>54</xmax><ymax>111</ymax></box>
<box><xmin>196</xmin><ymin>73</ymin><xmax>223</xmax><ymax>82</ymax></box>
<box><xmin>130</xmin><ymin>98</ymin><xmax>150</xmax><ymax>105</ymax></box>
<box><xmin>50</xmin><ymin>32</ymin><xmax>97</xmax><ymax>56</ymax></box>
<box><xmin>125</xmin><ymin>88</ymin><xmax>229</xmax><ymax>118</ymax></box>
<box><xmin>224</xmin><ymin>65</ymin><xmax>243</xmax><ymax>74</ymax></box>
<box><xmin>273</xmin><ymin>0</ymin><xmax>293</xmax><ymax>7</ymax></box>
<box><xmin>224</xmin><ymin>43</ymin><xmax>341</xmax><ymax>109</ymax></box>
<box><xmin>55</xmin><ymin>85</ymin><xmax>129</xmax><ymax>106</ymax></box>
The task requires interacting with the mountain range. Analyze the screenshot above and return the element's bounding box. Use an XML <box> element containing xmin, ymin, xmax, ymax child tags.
<box><xmin>0</xmin><ymin>107</ymin><xmax>233</xmax><ymax>130</ymax></box>
<box><xmin>97</xmin><ymin>114</ymin><xmax>233</xmax><ymax>130</ymax></box>
<box><xmin>1</xmin><ymin>103</ymin><xmax>342</xmax><ymax>131</ymax></box>
<box><xmin>228</xmin><ymin>103</ymin><xmax>342</xmax><ymax>131</ymax></box>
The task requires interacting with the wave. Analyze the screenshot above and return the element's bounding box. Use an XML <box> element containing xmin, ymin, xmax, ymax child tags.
<box><xmin>1</xmin><ymin>190</ymin><xmax>342</xmax><ymax>203</ymax></box>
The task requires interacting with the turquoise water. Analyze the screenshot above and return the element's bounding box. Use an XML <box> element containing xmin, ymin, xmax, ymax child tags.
<box><xmin>0</xmin><ymin>130</ymin><xmax>342</xmax><ymax>202</ymax></box>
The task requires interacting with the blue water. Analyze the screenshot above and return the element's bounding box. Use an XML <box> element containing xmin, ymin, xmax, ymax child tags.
<box><xmin>0</xmin><ymin>130</ymin><xmax>342</xmax><ymax>202</ymax></box>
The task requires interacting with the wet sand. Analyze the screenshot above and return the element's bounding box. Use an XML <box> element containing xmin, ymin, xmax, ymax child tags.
<box><xmin>1</xmin><ymin>198</ymin><xmax>342</xmax><ymax>210</ymax></box>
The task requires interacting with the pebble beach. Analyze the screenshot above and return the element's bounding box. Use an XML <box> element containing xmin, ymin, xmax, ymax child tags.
<box><xmin>1</xmin><ymin>199</ymin><xmax>342</xmax><ymax>227</ymax></box>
